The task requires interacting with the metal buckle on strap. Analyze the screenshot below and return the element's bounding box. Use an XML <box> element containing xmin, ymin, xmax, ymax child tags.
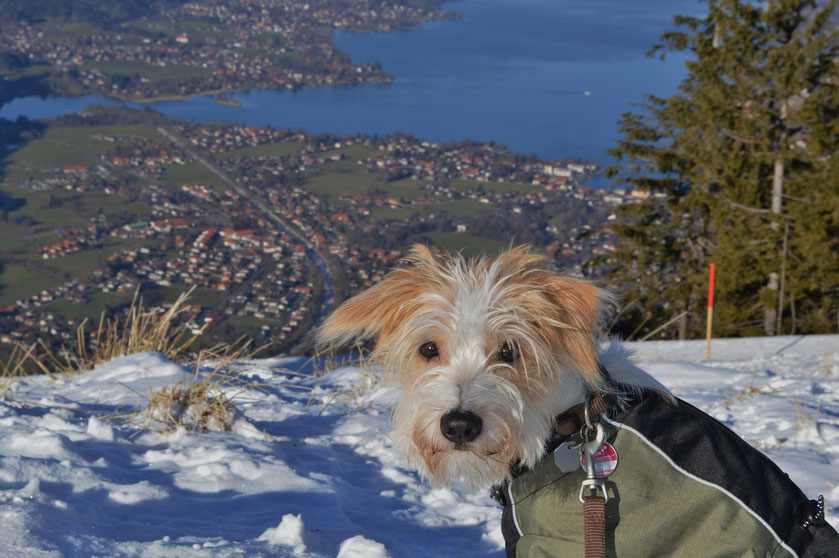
<box><xmin>579</xmin><ymin>394</ymin><xmax>609</xmax><ymax>503</ymax></box>
<box><xmin>579</xmin><ymin>478</ymin><xmax>609</xmax><ymax>503</ymax></box>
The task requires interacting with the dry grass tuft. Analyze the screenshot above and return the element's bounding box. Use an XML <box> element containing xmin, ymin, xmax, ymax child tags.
<box><xmin>794</xmin><ymin>398</ymin><xmax>821</xmax><ymax>433</ymax></box>
<box><xmin>134</xmin><ymin>338</ymin><xmax>267</xmax><ymax>434</ymax></box>
<box><xmin>1</xmin><ymin>288</ymin><xmax>207</xmax><ymax>383</ymax></box>
<box><xmin>309</xmin><ymin>347</ymin><xmax>380</xmax><ymax>414</ymax></box>
<box><xmin>311</xmin><ymin>353</ymin><xmax>356</xmax><ymax>377</ymax></box>
<box><xmin>1</xmin><ymin>344</ymin><xmax>40</xmax><ymax>397</ymax></box>
<box><xmin>36</xmin><ymin>288</ymin><xmax>204</xmax><ymax>377</ymax></box>
<box><xmin>724</xmin><ymin>371</ymin><xmax>778</xmax><ymax>408</ymax></box>
<box><xmin>824</xmin><ymin>352</ymin><xmax>838</xmax><ymax>377</ymax></box>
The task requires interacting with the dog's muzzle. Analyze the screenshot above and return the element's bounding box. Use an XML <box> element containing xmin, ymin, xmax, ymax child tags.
<box><xmin>440</xmin><ymin>409</ymin><xmax>483</xmax><ymax>446</ymax></box>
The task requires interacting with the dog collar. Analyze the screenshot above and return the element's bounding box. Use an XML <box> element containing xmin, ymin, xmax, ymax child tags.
<box><xmin>491</xmin><ymin>390</ymin><xmax>617</xmax><ymax>506</ymax></box>
<box><xmin>554</xmin><ymin>392</ymin><xmax>615</xmax><ymax>436</ymax></box>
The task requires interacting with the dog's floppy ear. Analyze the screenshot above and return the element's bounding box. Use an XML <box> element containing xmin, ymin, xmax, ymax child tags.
<box><xmin>316</xmin><ymin>245</ymin><xmax>437</xmax><ymax>351</ymax></box>
<box><xmin>541</xmin><ymin>275</ymin><xmax>612</xmax><ymax>384</ymax></box>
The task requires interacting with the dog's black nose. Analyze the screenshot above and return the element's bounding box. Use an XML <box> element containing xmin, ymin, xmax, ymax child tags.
<box><xmin>440</xmin><ymin>410</ymin><xmax>483</xmax><ymax>445</ymax></box>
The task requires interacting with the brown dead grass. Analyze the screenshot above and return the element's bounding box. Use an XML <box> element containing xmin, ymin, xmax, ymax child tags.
<box><xmin>1</xmin><ymin>288</ymin><xmax>273</xmax><ymax>436</ymax></box>
<box><xmin>41</xmin><ymin>288</ymin><xmax>204</xmax><ymax>377</ymax></box>
<box><xmin>134</xmin><ymin>339</ymin><xmax>264</xmax><ymax>434</ymax></box>
<box><xmin>4</xmin><ymin>287</ymin><xmax>224</xmax><ymax>381</ymax></box>
<box><xmin>1</xmin><ymin>344</ymin><xmax>38</xmax><ymax>397</ymax></box>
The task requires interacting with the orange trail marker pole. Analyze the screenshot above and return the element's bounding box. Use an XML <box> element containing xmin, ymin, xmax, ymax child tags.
<box><xmin>706</xmin><ymin>263</ymin><xmax>715</xmax><ymax>361</ymax></box>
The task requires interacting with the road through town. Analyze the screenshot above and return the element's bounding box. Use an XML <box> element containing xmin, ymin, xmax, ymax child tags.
<box><xmin>156</xmin><ymin>126</ymin><xmax>338</xmax><ymax>344</ymax></box>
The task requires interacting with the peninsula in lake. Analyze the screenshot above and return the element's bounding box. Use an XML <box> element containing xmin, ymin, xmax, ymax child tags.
<box><xmin>0</xmin><ymin>0</ymin><xmax>456</xmax><ymax>102</ymax></box>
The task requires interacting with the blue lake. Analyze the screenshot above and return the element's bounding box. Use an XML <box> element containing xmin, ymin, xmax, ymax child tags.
<box><xmin>0</xmin><ymin>0</ymin><xmax>697</xmax><ymax>178</ymax></box>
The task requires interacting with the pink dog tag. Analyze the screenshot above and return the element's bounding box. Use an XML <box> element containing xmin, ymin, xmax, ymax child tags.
<box><xmin>580</xmin><ymin>442</ymin><xmax>618</xmax><ymax>478</ymax></box>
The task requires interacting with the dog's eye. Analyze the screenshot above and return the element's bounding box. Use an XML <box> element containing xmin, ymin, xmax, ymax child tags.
<box><xmin>419</xmin><ymin>341</ymin><xmax>439</xmax><ymax>359</ymax></box>
<box><xmin>498</xmin><ymin>342</ymin><xmax>518</xmax><ymax>363</ymax></box>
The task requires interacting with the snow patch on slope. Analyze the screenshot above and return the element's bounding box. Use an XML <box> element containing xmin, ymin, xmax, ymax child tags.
<box><xmin>0</xmin><ymin>335</ymin><xmax>836</xmax><ymax>557</ymax></box>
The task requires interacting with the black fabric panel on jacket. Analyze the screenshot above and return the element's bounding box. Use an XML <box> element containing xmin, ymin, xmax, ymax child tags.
<box><xmin>612</xmin><ymin>392</ymin><xmax>839</xmax><ymax>557</ymax></box>
<box><xmin>499</xmin><ymin>481</ymin><xmax>520</xmax><ymax>558</ymax></box>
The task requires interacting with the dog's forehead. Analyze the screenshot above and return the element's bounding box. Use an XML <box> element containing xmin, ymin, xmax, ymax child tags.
<box><xmin>419</xmin><ymin>261</ymin><xmax>530</xmax><ymax>334</ymax></box>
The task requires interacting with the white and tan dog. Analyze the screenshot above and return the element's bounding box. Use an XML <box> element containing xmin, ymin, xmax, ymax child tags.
<box><xmin>316</xmin><ymin>245</ymin><xmax>837</xmax><ymax>557</ymax></box>
<box><xmin>316</xmin><ymin>244</ymin><xmax>663</xmax><ymax>486</ymax></box>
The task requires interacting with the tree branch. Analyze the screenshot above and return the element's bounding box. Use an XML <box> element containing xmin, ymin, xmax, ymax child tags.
<box><xmin>783</xmin><ymin>193</ymin><xmax>812</xmax><ymax>204</ymax></box>
<box><xmin>720</xmin><ymin>128</ymin><xmax>759</xmax><ymax>144</ymax></box>
<box><xmin>726</xmin><ymin>199</ymin><xmax>769</xmax><ymax>215</ymax></box>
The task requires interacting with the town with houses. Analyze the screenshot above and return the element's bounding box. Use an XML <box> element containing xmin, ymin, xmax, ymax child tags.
<box><xmin>0</xmin><ymin>0</ymin><xmax>663</xmax><ymax>361</ymax></box>
<box><xmin>0</xmin><ymin>106</ymin><xmax>656</xmax><ymax>360</ymax></box>
<box><xmin>0</xmin><ymin>0</ymin><xmax>457</xmax><ymax>100</ymax></box>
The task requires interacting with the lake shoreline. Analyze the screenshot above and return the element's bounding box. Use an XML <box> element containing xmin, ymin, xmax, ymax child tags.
<box><xmin>1</xmin><ymin>1</ymin><xmax>691</xmax><ymax>171</ymax></box>
<box><xmin>0</xmin><ymin>0</ymin><xmax>455</xmax><ymax>109</ymax></box>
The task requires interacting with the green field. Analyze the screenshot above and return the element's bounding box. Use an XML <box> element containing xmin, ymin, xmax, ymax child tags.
<box><xmin>445</xmin><ymin>200</ymin><xmax>495</xmax><ymax>217</ymax></box>
<box><xmin>304</xmin><ymin>161</ymin><xmax>435</xmax><ymax>203</ymax></box>
<box><xmin>5</xmin><ymin>64</ymin><xmax>52</xmax><ymax>78</ymax></box>
<box><xmin>0</xmin><ymin>217</ymin><xmax>75</xmax><ymax>252</ymax></box>
<box><xmin>426</xmin><ymin>200</ymin><xmax>495</xmax><ymax>218</ymax></box>
<box><xmin>80</xmin><ymin>195</ymin><xmax>150</xmax><ymax>220</ymax></box>
<box><xmin>2</xmin><ymin>127</ymin><xmax>157</xmax><ymax>176</ymax></box>
<box><xmin>34</xmin><ymin>19</ymin><xmax>101</xmax><ymax>38</ymax></box>
<box><xmin>36</xmin><ymin>239</ymin><xmax>147</xmax><ymax>282</ymax></box>
<box><xmin>0</xmin><ymin>223</ymin><xmax>35</xmax><ymax>252</ymax></box>
<box><xmin>50</xmin><ymin>291</ymin><xmax>132</xmax><ymax>320</ymax></box>
<box><xmin>0</xmin><ymin>238</ymin><xmax>160</xmax><ymax>305</ymax></box>
<box><xmin>0</xmin><ymin>123</ymin><xmax>173</xmax><ymax>306</ymax></box>
<box><xmin>216</xmin><ymin>141</ymin><xmax>302</xmax><ymax>160</ymax></box>
<box><xmin>369</xmin><ymin>207</ymin><xmax>411</xmax><ymax>220</ymax></box>
<box><xmin>1</xmin><ymin>184</ymin><xmax>149</xmax><ymax>228</ymax></box>
<box><xmin>48</xmin><ymin>284</ymin><xmax>224</xmax><ymax>321</ymax></box>
<box><xmin>44</xmin><ymin>124</ymin><xmax>158</xmax><ymax>141</ymax></box>
<box><xmin>370</xmin><ymin>199</ymin><xmax>495</xmax><ymax>221</ymax></box>
<box><xmin>321</xmin><ymin>145</ymin><xmax>378</xmax><ymax>163</ymax></box>
<box><xmin>450</xmin><ymin>178</ymin><xmax>535</xmax><ymax>194</ymax></box>
<box><xmin>0</xmin><ymin>263</ymin><xmax>62</xmax><ymax>305</ymax></box>
<box><xmin>304</xmin><ymin>170</ymin><xmax>379</xmax><ymax>202</ymax></box>
<box><xmin>80</xmin><ymin>60</ymin><xmax>211</xmax><ymax>82</ymax></box>
<box><xmin>76</xmin><ymin>138</ymin><xmax>119</xmax><ymax>154</ymax></box>
<box><xmin>175</xmin><ymin>20</ymin><xmax>238</xmax><ymax>40</ymax></box>
<box><xmin>161</xmin><ymin>163</ymin><xmax>224</xmax><ymax>190</ymax></box>
<box><xmin>381</xmin><ymin>177</ymin><xmax>426</xmax><ymax>200</ymax></box>
<box><xmin>23</xmin><ymin>205</ymin><xmax>88</xmax><ymax>228</ymax></box>
<box><xmin>420</xmin><ymin>231</ymin><xmax>507</xmax><ymax>255</ymax></box>
<box><xmin>8</xmin><ymin>141</ymin><xmax>91</xmax><ymax>170</ymax></box>
<box><xmin>124</xmin><ymin>19</ymin><xmax>237</xmax><ymax>41</ymax></box>
<box><xmin>1</xmin><ymin>188</ymin><xmax>90</xmax><ymax>228</ymax></box>
<box><xmin>0</xmin><ymin>122</ymin><xmax>164</xmax><ymax>229</ymax></box>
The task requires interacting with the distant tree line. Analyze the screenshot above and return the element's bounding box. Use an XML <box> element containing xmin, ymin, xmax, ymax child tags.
<box><xmin>594</xmin><ymin>0</ymin><xmax>839</xmax><ymax>340</ymax></box>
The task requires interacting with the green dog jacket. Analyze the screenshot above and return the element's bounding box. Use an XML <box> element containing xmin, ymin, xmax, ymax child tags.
<box><xmin>497</xmin><ymin>391</ymin><xmax>838</xmax><ymax>557</ymax></box>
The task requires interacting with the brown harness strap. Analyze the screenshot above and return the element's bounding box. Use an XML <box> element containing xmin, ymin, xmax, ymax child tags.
<box><xmin>556</xmin><ymin>392</ymin><xmax>613</xmax><ymax>558</ymax></box>
<box><xmin>554</xmin><ymin>392</ymin><xmax>613</xmax><ymax>436</ymax></box>
<box><xmin>583</xmin><ymin>495</ymin><xmax>607</xmax><ymax>558</ymax></box>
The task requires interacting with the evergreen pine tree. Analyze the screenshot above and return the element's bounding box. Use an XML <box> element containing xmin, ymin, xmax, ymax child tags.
<box><xmin>595</xmin><ymin>0</ymin><xmax>839</xmax><ymax>339</ymax></box>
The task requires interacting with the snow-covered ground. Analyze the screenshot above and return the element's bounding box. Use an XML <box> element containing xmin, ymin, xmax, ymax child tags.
<box><xmin>1</xmin><ymin>335</ymin><xmax>837</xmax><ymax>557</ymax></box>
